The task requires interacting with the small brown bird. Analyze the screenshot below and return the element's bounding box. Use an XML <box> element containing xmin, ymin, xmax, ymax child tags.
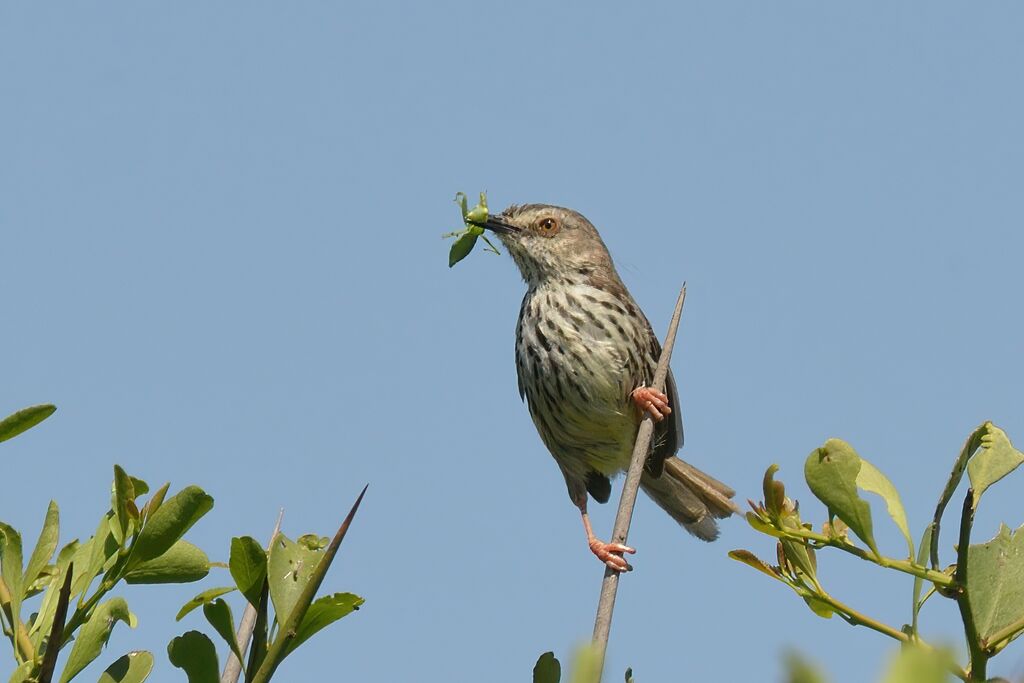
<box><xmin>481</xmin><ymin>204</ymin><xmax>738</xmax><ymax>572</ymax></box>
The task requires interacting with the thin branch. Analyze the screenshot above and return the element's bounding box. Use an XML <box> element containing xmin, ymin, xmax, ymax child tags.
<box><xmin>592</xmin><ymin>285</ymin><xmax>687</xmax><ymax>672</ymax></box>
<box><xmin>812</xmin><ymin>589</ymin><xmax>968</xmax><ymax>682</ymax></box>
<box><xmin>221</xmin><ymin>509</ymin><xmax>285</xmax><ymax>683</ymax></box>
<box><xmin>38</xmin><ymin>563</ymin><xmax>74</xmax><ymax>683</ymax></box>
<box><xmin>773</xmin><ymin>525</ymin><xmax>953</xmax><ymax>586</ymax></box>
<box><xmin>954</xmin><ymin>489</ymin><xmax>987</xmax><ymax>681</ymax></box>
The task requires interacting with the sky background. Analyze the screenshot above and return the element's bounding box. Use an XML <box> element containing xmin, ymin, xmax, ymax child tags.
<box><xmin>3</xmin><ymin>3</ymin><xmax>1023</xmax><ymax>682</ymax></box>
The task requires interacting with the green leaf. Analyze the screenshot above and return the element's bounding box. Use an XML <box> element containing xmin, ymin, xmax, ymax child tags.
<box><xmin>230</xmin><ymin>536</ymin><xmax>268</xmax><ymax>608</ymax></box>
<box><xmin>0</xmin><ymin>521</ymin><xmax>25</xmax><ymax>648</ymax></box>
<box><xmin>728</xmin><ymin>549</ymin><xmax>783</xmax><ymax>581</ymax></box>
<box><xmin>0</xmin><ymin>404</ymin><xmax>56</xmax><ymax>443</ymax></box>
<box><xmin>60</xmin><ymin>598</ymin><xmax>136</xmax><ymax>683</ymax></box>
<box><xmin>203</xmin><ymin>599</ymin><xmax>245</xmax><ymax>666</ymax></box>
<box><xmin>879</xmin><ymin>645</ymin><xmax>949</xmax><ymax>683</ymax></box>
<box><xmin>128</xmin><ymin>476</ymin><xmax>150</xmax><ymax>497</ymax></box>
<box><xmin>805</xmin><ymin>439</ymin><xmax>878</xmax><ymax>556</ymax></box>
<box><xmin>744</xmin><ymin>512</ymin><xmax>784</xmax><ymax>538</ymax></box>
<box><xmin>68</xmin><ymin>534</ymin><xmax>97</xmax><ymax>601</ymax></box>
<box><xmin>533</xmin><ymin>651</ymin><xmax>561</xmax><ymax>683</ymax></box>
<box><xmin>783</xmin><ymin>651</ymin><xmax>831</xmax><ymax>683</ymax></box>
<box><xmin>24</xmin><ymin>501</ymin><xmax>59</xmax><ymax>590</ymax></box>
<box><xmin>967</xmin><ymin>422</ymin><xmax>1024</xmax><ymax>510</ymax></box>
<box><xmin>930</xmin><ymin>424</ymin><xmax>988</xmax><ymax>568</ymax></box>
<box><xmin>129</xmin><ymin>486</ymin><xmax>213</xmax><ymax>568</ymax></box>
<box><xmin>268</xmin><ymin>532</ymin><xmax>326</xmax><ymax>627</ymax></box>
<box><xmin>762</xmin><ymin>464</ymin><xmax>783</xmax><ymax>516</ymax></box>
<box><xmin>285</xmin><ymin>592</ymin><xmax>364</xmax><ymax>655</ymax></box>
<box><xmin>75</xmin><ymin>512</ymin><xmax>120</xmax><ymax>599</ymax></box>
<box><xmin>140</xmin><ymin>483</ymin><xmax>169</xmax><ymax>524</ymax></box>
<box><xmin>967</xmin><ymin>523</ymin><xmax>1024</xmax><ymax>644</ymax></box>
<box><xmin>167</xmin><ymin>631</ymin><xmax>219</xmax><ymax>683</ymax></box>
<box><xmin>176</xmin><ymin>586</ymin><xmax>237</xmax><ymax>621</ymax></box>
<box><xmin>856</xmin><ymin>458</ymin><xmax>914</xmax><ymax>558</ymax></box>
<box><xmin>251</xmin><ymin>486</ymin><xmax>366</xmax><ymax>683</ymax></box>
<box><xmin>112</xmin><ymin>466</ymin><xmax>135</xmax><ymax>545</ymax></box>
<box><xmin>448</xmin><ymin>232</ymin><xmax>479</xmax><ymax>267</ymax></box>
<box><xmin>124</xmin><ymin>539</ymin><xmax>209</xmax><ymax>584</ymax></box>
<box><xmin>97</xmin><ymin>651</ymin><xmax>154</xmax><ymax>683</ymax></box>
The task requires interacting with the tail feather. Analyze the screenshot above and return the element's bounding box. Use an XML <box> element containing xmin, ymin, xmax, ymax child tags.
<box><xmin>640</xmin><ymin>456</ymin><xmax>740</xmax><ymax>541</ymax></box>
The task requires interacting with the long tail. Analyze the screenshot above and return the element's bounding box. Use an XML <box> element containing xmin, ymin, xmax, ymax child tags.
<box><xmin>640</xmin><ymin>457</ymin><xmax>740</xmax><ymax>541</ymax></box>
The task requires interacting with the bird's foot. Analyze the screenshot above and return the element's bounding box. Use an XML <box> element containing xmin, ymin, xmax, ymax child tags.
<box><xmin>631</xmin><ymin>386</ymin><xmax>671</xmax><ymax>422</ymax></box>
<box><xmin>589</xmin><ymin>537</ymin><xmax>635</xmax><ymax>572</ymax></box>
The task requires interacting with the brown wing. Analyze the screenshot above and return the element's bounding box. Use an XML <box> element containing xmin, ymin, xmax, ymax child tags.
<box><xmin>645</xmin><ymin>338</ymin><xmax>684</xmax><ymax>477</ymax></box>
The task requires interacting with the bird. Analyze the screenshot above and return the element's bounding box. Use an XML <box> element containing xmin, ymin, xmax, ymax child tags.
<box><xmin>478</xmin><ymin>203</ymin><xmax>738</xmax><ymax>572</ymax></box>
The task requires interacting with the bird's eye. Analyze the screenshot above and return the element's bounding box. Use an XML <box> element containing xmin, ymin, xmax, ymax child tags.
<box><xmin>536</xmin><ymin>217</ymin><xmax>560</xmax><ymax>237</ymax></box>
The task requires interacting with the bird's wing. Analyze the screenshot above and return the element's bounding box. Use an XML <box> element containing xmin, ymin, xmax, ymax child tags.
<box><xmin>646</xmin><ymin>335</ymin><xmax>684</xmax><ymax>477</ymax></box>
<box><xmin>664</xmin><ymin>366</ymin><xmax>684</xmax><ymax>451</ymax></box>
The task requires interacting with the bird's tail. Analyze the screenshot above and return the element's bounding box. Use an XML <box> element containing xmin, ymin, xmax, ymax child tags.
<box><xmin>640</xmin><ymin>457</ymin><xmax>740</xmax><ymax>541</ymax></box>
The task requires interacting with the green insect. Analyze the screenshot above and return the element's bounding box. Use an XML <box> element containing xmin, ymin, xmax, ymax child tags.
<box><xmin>443</xmin><ymin>191</ymin><xmax>501</xmax><ymax>267</ymax></box>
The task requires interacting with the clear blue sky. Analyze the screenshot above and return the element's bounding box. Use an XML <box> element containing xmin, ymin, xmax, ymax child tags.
<box><xmin>3</xmin><ymin>3</ymin><xmax>1023</xmax><ymax>682</ymax></box>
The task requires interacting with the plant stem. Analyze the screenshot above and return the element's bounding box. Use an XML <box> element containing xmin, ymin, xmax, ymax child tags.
<box><xmin>813</xmin><ymin>590</ymin><xmax>969</xmax><ymax>682</ymax></box>
<box><xmin>815</xmin><ymin>590</ymin><xmax>909</xmax><ymax>643</ymax></box>
<box><xmin>38</xmin><ymin>564</ymin><xmax>74</xmax><ymax>683</ymax></box>
<box><xmin>592</xmin><ymin>285</ymin><xmax>687</xmax><ymax>676</ymax></box>
<box><xmin>0</xmin><ymin>575</ymin><xmax>35</xmax><ymax>662</ymax></box>
<box><xmin>60</xmin><ymin>578</ymin><xmax>113</xmax><ymax>647</ymax></box>
<box><xmin>953</xmin><ymin>490</ymin><xmax>987</xmax><ymax>681</ymax></box>
<box><xmin>779</xmin><ymin>526</ymin><xmax>954</xmax><ymax>586</ymax></box>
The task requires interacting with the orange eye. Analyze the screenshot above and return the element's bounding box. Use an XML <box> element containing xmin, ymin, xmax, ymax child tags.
<box><xmin>536</xmin><ymin>217</ymin><xmax>560</xmax><ymax>236</ymax></box>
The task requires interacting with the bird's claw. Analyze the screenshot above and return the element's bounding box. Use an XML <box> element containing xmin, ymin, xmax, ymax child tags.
<box><xmin>589</xmin><ymin>538</ymin><xmax>635</xmax><ymax>572</ymax></box>
<box><xmin>631</xmin><ymin>386</ymin><xmax>671</xmax><ymax>422</ymax></box>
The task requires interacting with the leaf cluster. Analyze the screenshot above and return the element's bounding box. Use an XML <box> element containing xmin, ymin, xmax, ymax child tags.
<box><xmin>732</xmin><ymin>422</ymin><xmax>1024</xmax><ymax>682</ymax></box>
<box><xmin>169</xmin><ymin>488</ymin><xmax>366</xmax><ymax>683</ymax></box>
<box><xmin>1</xmin><ymin>456</ymin><xmax>212</xmax><ymax>683</ymax></box>
<box><xmin>1</xmin><ymin>405</ymin><xmax>367</xmax><ymax>683</ymax></box>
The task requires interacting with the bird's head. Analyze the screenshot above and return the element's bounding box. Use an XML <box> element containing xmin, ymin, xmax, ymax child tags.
<box><xmin>476</xmin><ymin>204</ymin><xmax>616</xmax><ymax>286</ymax></box>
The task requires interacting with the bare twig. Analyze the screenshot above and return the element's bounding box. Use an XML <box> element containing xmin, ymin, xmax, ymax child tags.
<box><xmin>221</xmin><ymin>509</ymin><xmax>285</xmax><ymax>683</ymax></box>
<box><xmin>591</xmin><ymin>284</ymin><xmax>687</xmax><ymax>673</ymax></box>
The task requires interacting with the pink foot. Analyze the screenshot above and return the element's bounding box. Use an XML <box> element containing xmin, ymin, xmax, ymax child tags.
<box><xmin>631</xmin><ymin>386</ymin><xmax>671</xmax><ymax>422</ymax></box>
<box><xmin>589</xmin><ymin>537</ymin><xmax>636</xmax><ymax>572</ymax></box>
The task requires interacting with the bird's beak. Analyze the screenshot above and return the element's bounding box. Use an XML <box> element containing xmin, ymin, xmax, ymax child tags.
<box><xmin>470</xmin><ymin>214</ymin><xmax>519</xmax><ymax>235</ymax></box>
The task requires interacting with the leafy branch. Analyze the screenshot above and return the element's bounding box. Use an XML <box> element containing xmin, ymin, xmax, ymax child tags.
<box><xmin>731</xmin><ymin>422</ymin><xmax>1024</xmax><ymax>682</ymax></box>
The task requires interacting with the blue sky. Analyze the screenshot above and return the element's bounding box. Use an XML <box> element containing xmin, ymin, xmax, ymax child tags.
<box><xmin>3</xmin><ymin>3</ymin><xmax>1023</xmax><ymax>681</ymax></box>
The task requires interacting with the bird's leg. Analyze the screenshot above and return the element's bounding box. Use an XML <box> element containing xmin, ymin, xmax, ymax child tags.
<box><xmin>577</xmin><ymin>497</ymin><xmax>635</xmax><ymax>572</ymax></box>
<box><xmin>631</xmin><ymin>385</ymin><xmax>671</xmax><ymax>422</ymax></box>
